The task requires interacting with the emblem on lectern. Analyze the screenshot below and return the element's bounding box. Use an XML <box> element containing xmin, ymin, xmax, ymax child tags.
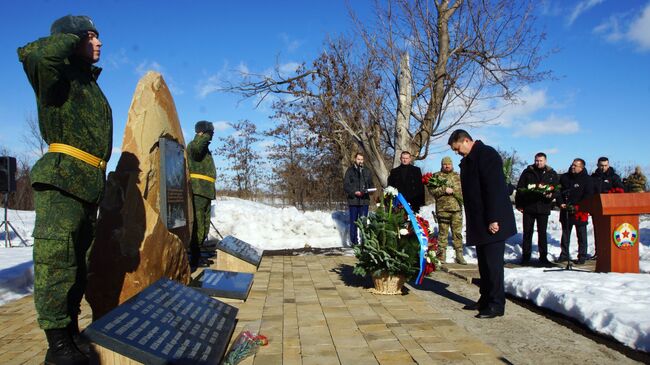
<box><xmin>613</xmin><ymin>223</ymin><xmax>638</xmax><ymax>250</ymax></box>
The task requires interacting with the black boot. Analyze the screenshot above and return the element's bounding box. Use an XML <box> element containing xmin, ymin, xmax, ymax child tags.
<box><xmin>44</xmin><ymin>328</ymin><xmax>89</xmax><ymax>365</ymax></box>
<box><xmin>68</xmin><ymin>319</ymin><xmax>91</xmax><ymax>356</ymax></box>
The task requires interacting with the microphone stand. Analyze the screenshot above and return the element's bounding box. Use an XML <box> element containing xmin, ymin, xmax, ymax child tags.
<box><xmin>545</xmin><ymin>189</ymin><xmax>588</xmax><ymax>273</ymax></box>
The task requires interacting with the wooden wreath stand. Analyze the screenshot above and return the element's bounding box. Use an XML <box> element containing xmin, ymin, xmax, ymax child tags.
<box><xmin>580</xmin><ymin>192</ymin><xmax>650</xmax><ymax>273</ymax></box>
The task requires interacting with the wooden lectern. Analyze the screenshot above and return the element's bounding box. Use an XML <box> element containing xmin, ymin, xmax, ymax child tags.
<box><xmin>580</xmin><ymin>192</ymin><xmax>650</xmax><ymax>273</ymax></box>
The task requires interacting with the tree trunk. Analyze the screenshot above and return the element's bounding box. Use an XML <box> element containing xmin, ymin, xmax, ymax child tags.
<box><xmin>394</xmin><ymin>53</ymin><xmax>413</xmax><ymax>166</ymax></box>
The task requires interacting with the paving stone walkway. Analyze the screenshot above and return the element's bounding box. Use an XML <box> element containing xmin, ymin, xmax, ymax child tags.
<box><xmin>4</xmin><ymin>255</ymin><xmax>635</xmax><ymax>365</ymax></box>
<box><xmin>0</xmin><ymin>255</ymin><xmax>505</xmax><ymax>365</ymax></box>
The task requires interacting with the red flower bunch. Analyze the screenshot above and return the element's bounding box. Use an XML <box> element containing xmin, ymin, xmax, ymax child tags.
<box><xmin>422</xmin><ymin>172</ymin><xmax>434</xmax><ymax>185</ymax></box>
<box><xmin>416</xmin><ymin>215</ymin><xmax>430</xmax><ymax>241</ymax></box>
<box><xmin>608</xmin><ymin>187</ymin><xmax>625</xmax><ymax>194</ymax></box>
<box><xmin>573</xmin><ymin>204</ymin><xmax>589</xmax><ymax>222</ymax></box>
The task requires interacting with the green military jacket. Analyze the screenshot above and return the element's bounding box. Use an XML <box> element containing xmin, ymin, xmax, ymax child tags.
<box><xmin>625</xmin><ymin>173</ymin><xmax>647</xmax><ymax>193</ymax></box>
<box><xmin>18</xmin><ymin>33</ymin><xmax>112</xmax><ymax>204</ymax></box>
<box><xmin>430</xmin><ymin>170</ymin><xmax>463</xmax><ymax>213</ymax></box>
<box><xmin>187</xmin><ymin>133</ymin><xmax>216</xmax><ymax>199</ymax></box>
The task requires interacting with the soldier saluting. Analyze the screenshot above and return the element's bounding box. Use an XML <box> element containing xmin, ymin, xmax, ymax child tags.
<box><xmin>18</xmin><ymin>15</ymin><xmax>112</xmax><ymax>365</ymax></box>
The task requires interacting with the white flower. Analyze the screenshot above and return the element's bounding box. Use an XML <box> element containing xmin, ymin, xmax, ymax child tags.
<box><xmin>527</xmin><ymin>184</ymin><xmax>536</xmax><ymax>189</ymax></box>
<box><xmin>376</xmin><ymin>203</ymin><xmax>381</xmax><ymax>207</ymax></box>
<box><xmin>426</xmin><ymin>256</ymin><xmax>431</xmax><ymax>263</ymax></box>
<box><xmin>366</xmin><ymin>217</ymin><xmax>371</xmax><ymax>225</ymax></box>
<box><xmin>384</xmin><ymin>186</ymin><xmax>398</xmax><ymax>197</ymax></box>
<box><xmin>399</xmin><ymin>228</ymin><xmax>409</xmax><ymax>236</ymax></box>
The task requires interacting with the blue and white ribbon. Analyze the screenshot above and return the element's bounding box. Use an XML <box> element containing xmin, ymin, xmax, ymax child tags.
<box><xmin>395</xmin><ymin>193</ymin><xmax>428</xmax><ymax>285</ymax></box>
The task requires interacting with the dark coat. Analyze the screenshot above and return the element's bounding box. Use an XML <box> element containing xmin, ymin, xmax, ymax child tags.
<box><xmin>387</xmin><ymin>164</ymin><xmax>425</xmax><ymax>212</ymax></box>
<box><xmin>459</xmin><ymin>141</ymin><xmax>517</xmax><ymax>246</ymax></box>
<box><xmin>591</xmin><ymin>167</ymin><xmax>624</xmax><ymax>193</ymax></box>
<box><xmin>558</xmin><ymin>169</ymin><xmax>595</xmax><ymax>226</ymax></box>
<box><xmin>343</xmin><ymin>165</ymin><xmax>374</xmax><ymax>206</ymax></box>
<box><xmin>515</xmin><ymin>165</ymin><xmax>559</xmax><ymax>215</ymax></box>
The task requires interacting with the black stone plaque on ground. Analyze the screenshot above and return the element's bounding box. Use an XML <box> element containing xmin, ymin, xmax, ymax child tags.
<box><xmin>84</xmin><ymin>278</ymin><xmax>238</xmax><ymax>365</ymax></box>
<box><xmin>216</xmin><ymin>235</ymin><xmax>263</xmax><ymax>267</ymax></box>
<box><xmin>191</xmin><ymin>269</ymin><xmax>254</xmax><ymax>300</ymax></box>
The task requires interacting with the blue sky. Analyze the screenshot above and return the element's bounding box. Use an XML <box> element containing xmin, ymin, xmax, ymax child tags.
<box><xmin>1</xmin><ymin>0</ymin><xmax>649</xmax><ymax>182</ymax></box>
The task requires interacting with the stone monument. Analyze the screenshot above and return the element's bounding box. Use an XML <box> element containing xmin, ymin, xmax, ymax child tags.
<box><xmin>87</xmin><ymin>72</ymin><xmax>193</xmax><ymax>319</ymax></box>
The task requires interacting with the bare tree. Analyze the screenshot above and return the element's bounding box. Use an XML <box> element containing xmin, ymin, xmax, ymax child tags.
<box><xmin>227</xmin><ymin>0</ymin><xmax>548</xmax><ymax>187</ymax></box>
<box><xmin>22</xmin><ymin>112</ymin><xmax>46</xmax><ymax>159</ymax></box>
<box><xmin>216</xmin><ymin>120</ymin><xmax>261</xmax><ymax>199</ymax></box>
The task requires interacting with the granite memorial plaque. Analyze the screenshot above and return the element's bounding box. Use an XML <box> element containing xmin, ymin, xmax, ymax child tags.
<box><xmin>160</xmin><ymin>138</ymin><xmax>187</xmax><ymax>229</ymax></box>
<box><xmin>216</xmin><ymin>236</ymin><xmax>263</xmax><ymax>268</ymax></box>
<box><xmin>84</xmin><ymin>278</ymin><xmax>238</xmax><ymax>365</ymax></box>
<box><xmin>192</xmin><ymin>269</ymin><xmax>254</xmax><ymax>300</ymax></box>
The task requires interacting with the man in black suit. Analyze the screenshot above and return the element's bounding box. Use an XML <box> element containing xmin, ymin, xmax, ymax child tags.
<box><xmin>387</xmin><ymin>151</ymin><xmax>425</xmax><ymax>213</ymax></box>
<box><xmin>448</xmin><ymin>129</ymin><xmax>517</xmax><ymax>319</ymax></box>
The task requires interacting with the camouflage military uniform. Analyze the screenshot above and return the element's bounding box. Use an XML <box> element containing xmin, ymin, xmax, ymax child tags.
<box><xmin>18</xmin><ymin>33</ymin><xmax>112</xmax><ymax>330</ymax></box>
<box><xmin>429</xmin><ymin>169</ymin><xmax>464</xmax><ymax>263</ymax></box>
<box><xmin>624</xmin><ymin>170</ymin><xmax>647</xmax><ymax>193</ymax></box>
<box><xmin>187</xmin><ymin>132</ymin><xmax>216</xmax><ymax>263</ymax></box>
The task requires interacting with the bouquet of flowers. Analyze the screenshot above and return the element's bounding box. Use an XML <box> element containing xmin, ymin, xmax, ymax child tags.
<box><xmin>422</xmin><ymin>172</ymin><xmax>463</xmax><ymax>205</ymax></box>
<box><xmin>608</xmin><ymin>187</ymin><xmax>625</xmax><ymax>194</ymax></box>
<box><xmin>566</xmin><ymin>203</ymin><xmax>589</xmax><ymax>223</ymax></box>
<box><xmin>223</xmin><ymin>329</ymin><xmax>269</xmax><ymax>365</ymax></box>
<box><xmin>518</xmin><ymin>183</ymin><xmax>559</xmax><ymax>197</ymax></box>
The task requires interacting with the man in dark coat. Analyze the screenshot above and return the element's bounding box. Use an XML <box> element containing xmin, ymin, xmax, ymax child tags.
<box><xmin>448</xmin><ymin>129</ymin><xmax>516</xmax><ymax>319</ymax></box>
<box><xmin>18</xmin><ymin>15</ymin><xmax>111</xmax><ymax>364</ymax></box>
<box><xmin>591</xmin><ymin>157</ymin><xmax>624</xmax><ymax>193</ymax></box>
<box><xmin>387</xmin><ymin>151</ymin><xmax>425</xmax><ymax>213</ymax></box>
<box><xmin>557</xmin><ymin>158</ymin><xmax>595</xmax><ymax>264</ymax></box>
<box><xmin>515</xmin><ymin>152</ymin><xmax>558</xmax><ymax>266</ymax></box>
<box><xmin>188</xmin><ymin>121</ymin><xmax>217</xmax><ymax>269</ymax></box>
<box><xmin>343</xmin><ymin>153</ymin><xmax>374</xmax><ymax>245</ymax></box>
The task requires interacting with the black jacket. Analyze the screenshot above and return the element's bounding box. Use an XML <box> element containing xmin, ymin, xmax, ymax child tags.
<box><xmin>591</xmin><ymin>167</ymin><xmax>624</xmax><ymax>193</ymax></box>
<box><xmin>515</xmin><ymin>165</ymin><xmax>559</xmax><ymax>215</ymax></box>
<box><xmin>459</xmin><ymin>141</ymin><xmax>517</xmax><ymax>246</ymax></box>
<box><xmin>343</xmin><ymin>165</ymin><xmax>374</xmax><ymax>206</ymax></box>
<box><xmin>387</xmin><ymin>164</ymin><xmax>425</xmax><ymax>213</ymax></box>
<box><xmin>558</xmin><ymin>169</ymin><xmax>595</xmax><ymax>226</ymax></box>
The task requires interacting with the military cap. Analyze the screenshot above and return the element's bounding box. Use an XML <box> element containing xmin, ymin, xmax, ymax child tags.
<box><xmin>195</xmin><ymin>121</ymin><xmax>214</xmax><ymax>134</ymax></box>
<box><xmin>50</xmin><ymin>15</ymin><xmax>99</xmax><ymax>37</ymax></box>
<box><xmin>441</xmin><ymin>156</ymin><xmax>453</xmax><ymax>165</ymax></box>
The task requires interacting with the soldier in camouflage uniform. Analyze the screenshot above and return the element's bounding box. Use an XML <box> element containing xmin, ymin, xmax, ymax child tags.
<box><xmin>187</xmin><ymin>121</ymin><xmax>216</xmax><ymax>269</ymax></box>
<box><xmin>624</xmin><ymin>166</ymin><xmax>647</xmax><ymax>193</ymax></box>
<box><xmin>429</xmin><ymin>157</ymin><xmax>466</xmax><ymax>264</ymax></box>
<box><xmin>18</xmin><ymin>15</ymin><xmax>111</xmax><ymax>365</ymax></box>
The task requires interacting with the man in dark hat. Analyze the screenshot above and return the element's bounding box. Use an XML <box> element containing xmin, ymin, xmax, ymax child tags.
<box><xmin>18</xmin><ymin>14</ymin><xmax>111</xmax><ymax>364</ymax></box>
<box><xmin>187</xmin><ymin>121</ymin><xmax>217</xmax><ymax>269</ymax></box>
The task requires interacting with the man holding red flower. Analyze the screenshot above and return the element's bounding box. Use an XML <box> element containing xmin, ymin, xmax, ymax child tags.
<box><xmin>557</xmin><ymin>158</ymin><xmax>595</xmax><ymax>264</ymax></box>
<box><xmin>515</xmin><ymin>152</ymin><xmax>558</xmax><ymax>266</ymax></box>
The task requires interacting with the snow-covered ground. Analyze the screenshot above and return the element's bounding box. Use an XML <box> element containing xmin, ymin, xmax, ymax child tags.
<box><xmin>1</xmin><ymin>196</ymin><xmax>649</xmax><ymax>352</ymax></box>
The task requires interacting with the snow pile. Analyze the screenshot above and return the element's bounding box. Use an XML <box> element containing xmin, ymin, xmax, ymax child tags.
<box><xmin>505</xmin><ymin>268</ymin><xmax>650</xmax><ymax>351</ymax></box>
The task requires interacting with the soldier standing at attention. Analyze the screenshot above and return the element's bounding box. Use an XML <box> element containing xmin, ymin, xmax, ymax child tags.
<box><xmin>18</xmin><ymin>15</ymin><xmax>111</xmax><ymax>364</ymax></box>
<box><xmin>429</xmin><ymin>156</ymin><xmax>466</xmax><ymax>264</ymax></box>
<box><xmin>187</xmin><ymin>121</ymin><xmax>217</xmax><ymax>269</ymax></box>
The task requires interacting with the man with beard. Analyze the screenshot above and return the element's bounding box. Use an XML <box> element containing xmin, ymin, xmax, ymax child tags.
<box><xmin>343</xmin><ymin>153</ymin><xmax>374</xmax><ymax>245</ymax></box>
<box><xmin>387</xmin><ymin>151</ymin><xmax>425</xmax><ymax>213</ymax></box>
<box><xmin>448</xmin><ymin>130</ymin><xmax>516</xmax><ymax>319</ymax></box>
<box><xmin>515</xmin><ymin>152</ymin><xmax>558</xmax><ymax>266</ymax></box>
<box><xmin>18</xmin><ymin>15</ymin><xmax>111</xmax><ymax>364</ymax></box>
<box><xmin>591</xmin><ymin>157</ymin><xmax>624</xmax><ymax>193</ymax></box>
<box><xmin>557</xmin><ymin>158</ymin><xmax>595</xmax><ymax>264</ymax></box>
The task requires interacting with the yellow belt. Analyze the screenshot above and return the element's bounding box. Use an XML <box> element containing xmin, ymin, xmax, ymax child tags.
<box><xmin>48</xmin><ymin>143</ymin><xmax>107</xmax><ymax>171</ymax></box>
<box><xmin>190</xmin><ymin>173</ymin><xmax>216</xmax><ymax>183</ymax></box>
